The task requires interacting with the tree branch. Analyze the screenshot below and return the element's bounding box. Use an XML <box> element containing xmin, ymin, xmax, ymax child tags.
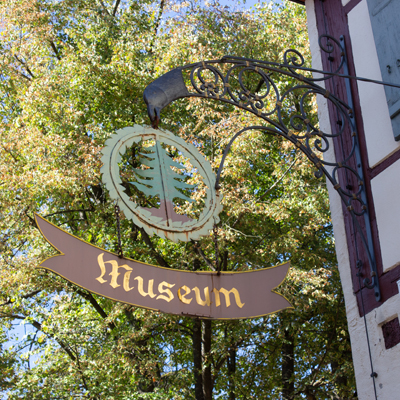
<box><xmin>75</xmin><ymin>289</ymin><xmax>116</xmax><ymax>330</ymax></box>
<box><xmin>258</xmin><ymin>156</ymin><xmax>298</xmax><ymax>201</ymax></box>
<box><xmin>148</xmin><ymin>0</ymin><xmax>165</xmax><ymax>53</ymax></box>
<box><xmin>24</xmin><ymin>210</ymin><xmax>36</xmax><ymax>228</ymax></box>
<box><xmin>10</xmin><ymin>67</ymin><xmax>31</xmax><ymax>81</ymax></box>
<box><xmin>98</xmin><ymin>0</ymin><xmax>111</xmax><ymax>16</ymax></box>
<box><xmin>112</xmin><ymin>0</ymin><xmax>121</xmax><ymax>16</ymax></box>
<box><xmin>214</xmin><ymin>322</ymin><xmax>267</xmax><ymax>373</ymax></box>
<box><xmin>1</xmin><ymin>144</ymin><xmax>25</xmax><ymax>164</ymax></box>
<box><xmin>223</xmin><ymin>251</ymin><xmax>228</xmax><ymax>271</ymax></box>
<box><xmin>48</xmin><ymin>40</ymin><xmax>62</xmax><ymax>60</ymax></box>
<box><xmin>44</xmin><ymin>208</ymin><xmax>93</xmax><ymax>218</ymax></box>
<box><xmin>13</xmin><ymin>55</ymin><xmax>35</xmax><ymax>78</ymax></box>
<box><xmin>0</xmin><ymin>290</ymin><xmax>41</xmax><ymax>307</ymax></box>
<box><xmin>191</xmin><ymin>241</ymin><xmax>216</xmax><ymax>271</ymax></box>
<box><xmin>0</xmin><ymin>313</ymin><xmax>76</xmax><ymax>361</ymax></box>
<box><xmin>139</xmin><ymin>227</ymin><xmax>171</xmax><ymax>268</ymax></box>
<box><xmin>231</xmin><ymin>212</ymin><xmax>244</xmax><ymax>229</ymax></box>
<box><xmin>74</xmin><ymin>347</ymin><xmax>89</xmax><ymax>391</ymax></box>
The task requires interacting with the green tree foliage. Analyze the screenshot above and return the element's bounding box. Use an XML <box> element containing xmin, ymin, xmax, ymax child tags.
<box><xmin>0</xmin><ymin>0</ymin><xmax>357</xmax><ymax>399</ymax></box>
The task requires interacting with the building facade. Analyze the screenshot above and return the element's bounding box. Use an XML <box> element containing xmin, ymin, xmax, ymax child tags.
<box><xmin>297</xmin><ymin>0</ymin><xmax>400</xmax><ymax>398</ymax></box>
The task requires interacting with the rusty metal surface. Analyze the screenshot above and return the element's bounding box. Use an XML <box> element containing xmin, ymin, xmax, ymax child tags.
<box><xmin>35</xmin><ymin>215</ymin><xmax>292</xmax><ymax>320</ymax></box>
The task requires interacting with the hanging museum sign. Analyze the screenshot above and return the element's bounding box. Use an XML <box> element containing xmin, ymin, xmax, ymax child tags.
<box><xmin>35</xmin><ymin>215</ymin><xmax>292</xmax><ymax>319</ymax></box>
<box><xmin>36</xmin><ymin>124</ymin><xmax>292</xmax><ymax>319</ymax></box>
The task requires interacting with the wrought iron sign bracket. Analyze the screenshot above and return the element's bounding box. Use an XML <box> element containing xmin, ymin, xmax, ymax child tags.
<box><xmin>339</xmin><ymin>35</ymin><xmax>380</xmax><ymax>301</ymax></box>
<box><xmin>143</xmin><ymin>35</ymin><xmax>400</xmax><ymax>302</ymax></box>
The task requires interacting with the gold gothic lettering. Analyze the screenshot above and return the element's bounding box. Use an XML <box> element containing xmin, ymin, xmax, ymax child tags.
<box><xmin>123</xmin><ymin>271</ymin><xmax>134</xmax><ymax>292</ymax></box>
<box><xmin>97</xmin><ymin>254</ymin><xmax>244</xmax><ymax>308</ymax></box>
<box><xmin>213</xmin><ymin>288</ymin><xmax>245</xmax><ymax>308</ymax></box>
<box><xmin>134</xmin><ymin>276</ymin><xmax>156</xmax><ymax>298</ymax></box>
<box><xmin>178</xmin><ymin>285</ymin><xmax>192</xmax><ymax>304</ymax></box>
<box><xmin>192</xmin><ymin>286</ymin><xmax>211</xmax><ymax>306</ymax></box>
<box><xmin>110</xmin><ymin>264</ymin><xmax>133</xmax><ymax>289</ymax></box>
<box><xmin>97</xmin><ymin>253</ymin><xmax>133</xmax><ymax>291</ymax></box>
<box><xmin>156</xmin><ymin>281</ymin><xmax>175</xmax><ymax>302</ymax></box>
<box><xmin>96</xmin><ymin>253</ymin><xmax>108</xmax><ymax>283</ymax></box>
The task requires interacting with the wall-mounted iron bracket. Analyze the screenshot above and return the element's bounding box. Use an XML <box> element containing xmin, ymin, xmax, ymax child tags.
<box><xmin>143</xmin><ymin>35</ymin><xmax>400</xmax><ymax>302</ymax></box>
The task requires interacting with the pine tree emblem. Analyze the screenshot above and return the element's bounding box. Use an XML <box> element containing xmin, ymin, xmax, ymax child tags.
<box><xmin>131</xmin><ymin>141</ymin><xmax>195</xmax><ymax>224</ymax></box>
<box><xmin>101</xmin><ymin>125</ymin><xmax>222</xmax><ymax>242</ymax></box>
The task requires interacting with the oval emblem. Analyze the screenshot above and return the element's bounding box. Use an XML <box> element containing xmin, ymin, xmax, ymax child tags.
<box><xmin>101</xmin><ymin>125</ymin><xmax>222</xmax><ymax>242</ymax></box>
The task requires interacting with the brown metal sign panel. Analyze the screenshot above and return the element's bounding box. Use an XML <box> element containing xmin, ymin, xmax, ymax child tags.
<box><xmin>35</xmin><ymin>215</ymin><xmax>293</xmax><ymax>319</ymax></box>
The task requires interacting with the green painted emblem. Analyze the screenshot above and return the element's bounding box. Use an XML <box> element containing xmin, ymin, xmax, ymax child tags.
<box><xmin>101</xmin><ymin>125</ymin><xmax>222</xmax><ymax>242</ymax></box>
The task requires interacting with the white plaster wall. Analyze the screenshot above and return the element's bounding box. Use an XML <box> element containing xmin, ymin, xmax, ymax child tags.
<box><xmin>347</xmin><ymin>0</ymin><xmax>400</xmax><ymax>168</ymax></box>
<box><xmin>348</xmin><ymin>0</ymin><xmax>400</xmax><ymax>273</ymax></box>
<box><xmin>365</xmin><ymin>294</ymin><xmax>400</xmax><ymax>399</ymax></box>
<box><xmin>371</xmin><ymin>160</ymin><xmax>400</xmax><ymax>272</ymax></box>
<box><xmin>306</xmin><ymin>1</ymin><xmax>372</xmax><ymax>397</ymax></box>
<box><xmin>342</xmin><ymin>0</ymin><xmax>351</xmax><ymax>6</ymax></box>
<box><xmin>306</xmin><ymin>1</ymin><xmax>400</xmax><ymax>399</ymax></box>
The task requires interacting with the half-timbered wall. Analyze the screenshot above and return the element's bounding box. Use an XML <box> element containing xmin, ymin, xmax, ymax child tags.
<box><xmin>304</xmin><ymin>0</ymin><xmax>400</xmax><ymax>398</ymax></box>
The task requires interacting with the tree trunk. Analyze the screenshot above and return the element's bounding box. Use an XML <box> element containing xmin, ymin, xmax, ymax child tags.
<box><xmin>193</xmin><ymin>318</ymin><xmax>204</xmax><ymax>400</ymax></box>
<box><xmin>202</xmin><ymin>319</ymin><xmax>213</xmax><ymax>400</ymax></box>
<box><xmin>228</xmin><ymin>347</ymin><xmax>236</xmax><ymax>400</ymax></box>
<box><xmin>331</xmin><ymin>359</ymin><xmax>350</xmax><ymax>400</ymax></box>
<box><xmin>282</xmin><ymin>327</ymin><xmax>294</xmax><ymax>400</ymax></box>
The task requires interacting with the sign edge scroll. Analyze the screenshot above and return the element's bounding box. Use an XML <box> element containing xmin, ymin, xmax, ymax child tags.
<box><xmin>34</xmin><ymin>214</ymin><xmax>293</xmax><ymax>319</ymax></box>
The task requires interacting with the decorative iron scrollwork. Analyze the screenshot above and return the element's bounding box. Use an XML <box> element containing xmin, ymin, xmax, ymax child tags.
<box><xmin>142</xmin><ymin>34</ymin><xmax>400</xmax><ymax>302</ymax></box>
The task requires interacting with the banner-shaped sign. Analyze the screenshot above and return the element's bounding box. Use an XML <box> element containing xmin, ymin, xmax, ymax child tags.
<box><xmin>36</xmin><ymin>215</ymin><xmax>293</xmax><ymax>319</ymax></box>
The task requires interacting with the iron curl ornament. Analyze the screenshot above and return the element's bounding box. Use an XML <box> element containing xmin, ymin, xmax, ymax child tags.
<box><xmin>143</xmin><ymin>34</ymin><xmax>400</xmax><ymax>302</ymax></box>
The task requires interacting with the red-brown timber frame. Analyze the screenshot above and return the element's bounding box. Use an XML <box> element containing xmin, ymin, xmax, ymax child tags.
<box><xmin>312</xmin><ymin>0</ymin><xmax>400</xmax><ymax>315</ymax></box>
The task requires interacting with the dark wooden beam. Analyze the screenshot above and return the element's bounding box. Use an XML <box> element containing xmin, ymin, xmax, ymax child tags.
<box><xmin>287</xmin><ymin>0</ymin><xmax>305</xmax><ymax>5</ymax></box>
